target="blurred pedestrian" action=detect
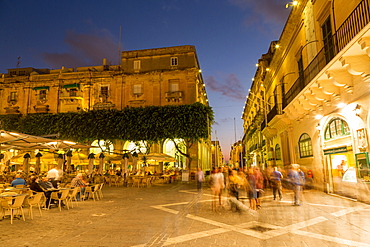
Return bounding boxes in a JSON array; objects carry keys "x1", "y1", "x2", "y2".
[
  {"x1": 288, "y1": 164, "x2": 305, "y2": 206},
  {"x1": 210, "y1": 167, "x2": 225, "y2": 211},
  {"x1": 270, "y1": 167, "x2": 283, "y2": 200},
  {"x1": 196, "y1": 167, "x2": 205, "y2": 191},
  {"x1": 246, "y1": 168, "x2": 257, "y2": 211},
  {"x1": 254, "y1": 167, "x2": 264, "y2": 209},
  {"x1": 228, "y1": 169, "x2": 242, "y2": 200}
]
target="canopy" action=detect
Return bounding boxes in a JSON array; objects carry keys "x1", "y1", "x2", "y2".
[
  {"x1": 0, "y1": 130, "x2": 94, "y2": 150},
  {"x1": 0, "y1": 130, "x2": 59, "y2": 150},
  {"x1": 143, "y1": 153, "x2": 176, "y2": 162}
]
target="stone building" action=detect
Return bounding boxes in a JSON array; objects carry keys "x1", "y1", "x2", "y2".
[
  {"x1": 0, "y1": 45, "x2": 212, "y2": 172},
  {"x1": 242, "y1": 0, "x2": 370, "y2": 201},
  {"x1": 211, "y1": 140, "x2": 224, "y2": 168},
  {"x1": 229, "y1": 140, "x2": 245, "y2": 169}
]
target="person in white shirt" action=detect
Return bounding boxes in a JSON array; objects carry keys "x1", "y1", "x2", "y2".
[
  {"x1": 210, "y1": 167, "x2": 225, "y2": 210},
  {"x1": 47, "y1": 165, "x2": 60, "y2": 188}
]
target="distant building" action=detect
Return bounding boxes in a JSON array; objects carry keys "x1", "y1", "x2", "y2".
[
  {"x1": 0, "y1": 45, "x2": 213, "y2": 172},
  {"x1": 242, "y1": 0, "x2": 370, "y2": 202},
  {"x1": 229, "y1": 140, "x2": 244, "y2": 169},
  {"x1": 211, "y1": 141, "x2": 224, "y2": 168}
]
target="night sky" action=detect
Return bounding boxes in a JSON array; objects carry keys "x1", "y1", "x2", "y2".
[{"x1": 0, "y1": 0, "x2": 291, "y2": 161}]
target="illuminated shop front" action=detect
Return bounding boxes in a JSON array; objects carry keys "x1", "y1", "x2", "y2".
[{"x1": 320, "y1": 109, "x2": 370, "y2": 200}]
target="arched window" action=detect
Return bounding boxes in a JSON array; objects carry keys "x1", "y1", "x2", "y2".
[
  {"x1": 275, "y1": 144, "x2": 281, "y2": 160},
  {"x1": 90, "y1": 140, "x2": 114, "y2": 154},
  {"x1": 324, "y1": 118, "x2": 350, "y2": 140},
  {"x1": 299, "y1": 133, "x2": 313, "y2": 158}
]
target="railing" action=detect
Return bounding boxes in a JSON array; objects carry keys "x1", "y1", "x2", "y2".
[
  {"x1": 283, "y1": 0, "x2": 370, "y2": 108},
  {"x1": 336, "y1": 0, "x2": 370, "y2": 51}
]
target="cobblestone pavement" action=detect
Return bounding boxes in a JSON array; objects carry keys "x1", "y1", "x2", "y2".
[{"x1": 1, "y1": 181, "x2": 370, "y2": 247}]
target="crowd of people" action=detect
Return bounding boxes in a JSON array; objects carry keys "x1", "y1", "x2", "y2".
[
  {"x1": 196, "y1": 163, "x2": 309, "y2": 212},
  {"x1": 2, "y1": 165, "x2": 91, "y2": 209}
]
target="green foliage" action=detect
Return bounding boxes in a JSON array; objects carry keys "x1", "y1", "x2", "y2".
[{"x1": 0, "y1": 103, "x2": 214, "y2": 143}]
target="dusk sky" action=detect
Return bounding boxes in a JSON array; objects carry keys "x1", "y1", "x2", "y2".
[{"x1": 0, "y1": 0, "x2": 291, "y2": 161}]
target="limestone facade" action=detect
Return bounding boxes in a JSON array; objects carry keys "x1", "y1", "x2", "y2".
[
  {"x1": 0, "y1": 45, "x2": 212, "y2": 172},
  {"x1": 242, "y1": 0, "x2": 370, "y2": 200}
]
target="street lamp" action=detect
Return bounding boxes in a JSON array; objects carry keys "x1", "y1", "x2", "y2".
[{"x1": 286, "y1": 1, "x2": 298, "y2": 8}]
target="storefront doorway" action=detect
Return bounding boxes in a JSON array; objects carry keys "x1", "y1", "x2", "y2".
[{"x1": 325, "y1": 150, "x2": 357, "y2": 198}]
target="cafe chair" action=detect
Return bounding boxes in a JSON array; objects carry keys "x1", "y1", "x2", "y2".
[
  {"x1": 0, "y1": 194, "x2": 27, "y2": 224},
  {"x1": 27, "y1": 192, "x2": 44, "y2": 219},
  {"x1": 97, "y1": 183, "x2": 104, "y2": 199},
  {"x1": 84, "y1": 185, "x2": 99, "y2": 201},
  {"x1": 116, "y1": 177, "x2": 124, "y2": 187},
  {"x1": 49, "y1": 189, "x2": 70, "y2": 211},
  {"x1": 141, "y1": 177, "x2": 151, "y2": 188},
  {"x1": 125, "y1": 177, "x2": 134, "y2": 187},
  {"x1": 132, "y1": 177, "x2": 142, "y2": 188},
  {"x1": 67, "y1": 187, "x2": 80, "y2": 208},
  {"x1": 93, "y1": 184, "x2": 101, "y2": 200}
]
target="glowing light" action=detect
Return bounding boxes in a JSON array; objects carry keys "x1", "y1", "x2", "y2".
[
  {"x1": 315, "y1": 115, "x2": 323, "y2": 120},
  {"x1": 63, "y1": 141, "x2": 76, "y2": 145},
  {"x1": 286, "y1": 1, "x2": 298, "y2": 8},
  {"x1": 337, "y1": 103, "x2": 346, "y2": 108},
  {"x1": 266, "y1": 68, "x2": 270, "y2": 71}
]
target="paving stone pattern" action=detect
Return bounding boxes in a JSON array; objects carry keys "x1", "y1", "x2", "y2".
[{"x1": 1, "y1": 182, "x2": 370, "y2": 247}]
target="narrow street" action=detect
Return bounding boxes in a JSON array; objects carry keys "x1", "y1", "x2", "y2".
[{"x1": 2, "y1": 182, "x2": 370, "y2": 247}]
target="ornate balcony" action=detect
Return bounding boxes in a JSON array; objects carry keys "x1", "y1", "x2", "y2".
[{"x1": 165, "y1": 91, "x2": 183, "y2": 102}]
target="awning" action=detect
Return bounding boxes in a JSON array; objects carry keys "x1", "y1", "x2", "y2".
[
  {"x1": 33, "y1": 86, "x2": 50, "y2": 90},
  {"x1": 0, "y1": 130, "x2": 96, "y2": 150},
  {"x1": 63, "y1": 83, "x2": 80, "y2": 89}
]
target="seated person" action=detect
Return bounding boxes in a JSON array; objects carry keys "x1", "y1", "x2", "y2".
[
  {"x1": 30, "y1": 176, "x2": 52, "y2": 208},
  {"x1": 39, "y1": 177, "x2": 55, "y2": 190},
  {"x1": 10, "y1": 174, "x2": 27, "y2": 187},
  {"x1": 71, "y1": 173, "x2": 89, "y2": 201}
]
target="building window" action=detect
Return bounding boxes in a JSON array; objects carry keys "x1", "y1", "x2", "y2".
[
  {"x1": 275, "y1": 144, "x2": 281, "y2": 160},
  {"x1": 299, "y1": 133, "x2": 313, "y2": 158},
  {"x1": 38, "y1": 90, "x2": 47, "y2": 101},
  {"x1": 322, "y1": 16, "x2": 335, "y2": 63},
  {"x1": 324, "y1": 118, "x2": 350, "y2": 140},
  {"x1": 100, "y1": 86, "x2": 109, "y2": 102},
  {"x1": 100, "y1": 86, "x2": 109, "y2": 97},
  {"x1": 134, "y1": 60, "x2": 141, "y2": 70},
  {"x1": 9, "y1": 92, "x2": 17, "y2": 101},
  {"x1": 169, "y1": 79, "x2": 179, "y2": 92},
  {"x1": 132, "y1": 84, "x2": 142, "y2": 95},
  {"x1": 171, "y1": 57, "x2": 178, "y2": 66},
  {"x1": 69, "y1": 88, "x2": 78, "y2": 97}
]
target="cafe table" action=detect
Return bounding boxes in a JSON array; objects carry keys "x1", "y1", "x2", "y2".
[{"x1": 4, "y1": 187, "x2": 30, "y2": 194}]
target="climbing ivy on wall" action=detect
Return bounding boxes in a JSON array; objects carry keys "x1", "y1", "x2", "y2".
[{"x1": 0, "y1": 103, "x2": 214, "y2": 143}]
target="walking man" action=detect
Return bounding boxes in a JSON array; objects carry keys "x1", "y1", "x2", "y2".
[
  {"x1": 270, "y1": 167, "x2": 283, "y2": 200},
  {"x1": 288, "y1": 164, "x2": 305, "y2": 206}
]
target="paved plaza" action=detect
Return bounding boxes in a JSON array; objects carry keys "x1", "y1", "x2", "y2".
[{"x1": 1, "y1": 181, "x2": 370, "y2": 247}]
